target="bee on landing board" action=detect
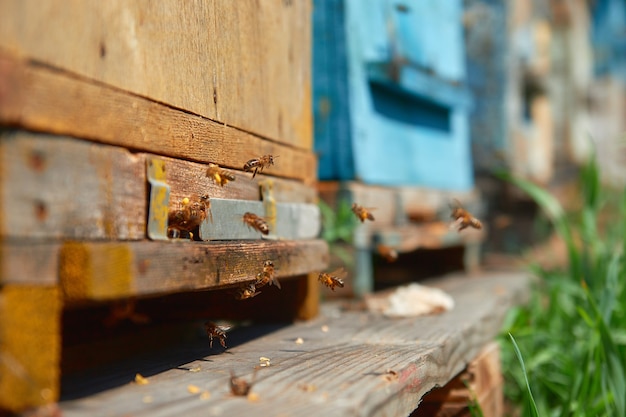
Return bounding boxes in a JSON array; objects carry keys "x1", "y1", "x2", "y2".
[
  {"x1": 233, "y1": 282, "x2": 261, "y2": 300},
  {"x1": 449, "y1": 199, "x2": 482, "y2": 232},
  {"x1": 206, "y1": 163, "x2": 236, "y2": 187},
  {"x1": 204, "y1": 321, "x2": 230, "y2": 349},
  {"x1": 168, "y1": 194, "x2": 212, "y2": 238},
  {"x1": 255, "y1": 260, "x2": 281, "y2": 289},
  {"x1": 230, "y1": 370, "x2": 257, "y2": 396},
  {"x1": 318, "y1": 268, "x2": 347, "y2": 291},
  {"x1": 351, "y1": 203, "x2": 375, "y2": 223},
  {"x1": 243, "y1": 155, "x2": 278, "y2": 179},
  {"x1": 242, "y1": 212, "x2": 270, "y2": 235}
]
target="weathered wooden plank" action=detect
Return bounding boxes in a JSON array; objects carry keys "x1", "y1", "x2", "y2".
[
  {"x1": 0, "y1": 284, "x2": 62, "y2": 412},
  {"x1": 58, "y1": 239, "x2": 328, "y2": 302},
  {"x1": 0, "y1": 131, "x2": 146, "y2": 240},
  {"x1": 0, "y1": 241, "x2": 60, "y2": 285},
  {"x1": 198, "y1": 199, "x2": 320, "y2": 241},
  {"x1": 0, "y1": 0, "x2": 312, "y2": 148},
  {"x1": 0, "y1": 53, "x2": 317, "y2": 183},
  {"x1": 0, "y1": 132, "x2": 317, "y2": 240},
  {"x1": 413, "y1": 342, "x2": 503, "y2": 417},
  {"x1": 160, "y1": 156, "x2": 317, "y2": 205},
  {"x1": 57, "y1": 271, "x2": 529, "y2": 417}
]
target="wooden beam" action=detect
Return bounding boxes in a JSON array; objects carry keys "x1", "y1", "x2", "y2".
[
  {"x1": 0, "y1": 1, "x2": 312, "y2": 149},
  {"x1": 0, "y1": 131, "x2": 317, "y2": 240},
  {"x1": 0, "y1": 284, "x2": 62, "y2": 412},
  {"x1": 0, "y1": 131, "x2": 146, "y2": 240},
  {"x1": 58, "y1": 239, "x2": 329, "y2": 302},
  {"x1": 56, "y1": 272, "x2": 529, "y2": 416},
  {"x1": 0, "y1": 52, "x2": 316, "y2": 183}
]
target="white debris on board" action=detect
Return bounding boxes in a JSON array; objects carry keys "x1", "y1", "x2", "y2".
[{"x1": 366, "y1": 283, "x2": 454, "y2": 318}]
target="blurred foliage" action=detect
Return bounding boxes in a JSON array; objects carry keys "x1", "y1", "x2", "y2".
[
  {"x1": 318, "y1": 199, "x2": 358, "y2": 267},
  {"x1": 499, "y1": 156, "x2": 626, "y2": 416}
]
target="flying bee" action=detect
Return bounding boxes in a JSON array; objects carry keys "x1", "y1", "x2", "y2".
[
  {"x1": 230, "y1": 369, "x2": 257, "y2": 396},
  {"x1": 255, "y1": 260, "x2": 281, "y2": 289},
  {"x1": 233, "y1": 282, "x2": 261, "y2": 300},
  {"x1": 168, "y1": 194, "x2": 212, "y2": 237},
  {"x1": 351, "y1": 203, "x2": 375, "y2": 223},
  {"x1": 243, "y1": 154, "x2": 278, "y2": 179},
  {"x1": 242, "y1": 212, "x2": 270, "y2": 235},
  {"x1": 204, "y1": 321, "x2": 230, "y2": 349},
  {"x1": 377, "y1": 244, "x2": 399, "y2": 263},
  {"x1": 206, "y1": 163, "x2": 236, "y2": 187},
  {"x1": 449, "y1": 199, "x2": 482, "y2": 232},
  {"x1": 318, "y1": 268, "x2": 347, "y2": 291}
]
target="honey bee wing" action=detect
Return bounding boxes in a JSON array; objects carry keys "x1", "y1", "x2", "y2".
[
  {"x1": 329, "y1": 267, "x2": 348, "y2": 279},
  {"x1": 449, "y1": 217, "x2": 464, "y2": 230},
  {"x1": 270, "y1": 277, "x2": 281, "y2": 289}
]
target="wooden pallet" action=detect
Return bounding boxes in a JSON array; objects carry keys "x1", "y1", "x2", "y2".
[{"x1": 53, "y1": 271, "x2": 528, "y2": 417}]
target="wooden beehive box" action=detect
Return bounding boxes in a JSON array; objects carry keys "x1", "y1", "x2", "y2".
[{"x1": 0, "y1": 1, "x2": 327, "y2": 412}]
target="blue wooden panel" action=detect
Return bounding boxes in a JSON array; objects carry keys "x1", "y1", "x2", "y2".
[
  {"x1": 463, "y1": 0, "x2": 508, "y2": 172},
  {"x1": 591, "y1": 0, "x2": 626, "y2": 82},
  {"x1": 313, "y1": 0, "x2": 474, "y2": 190},
  {"x1": 313, "y1": 0, "x2": 355, "y2": 180}
]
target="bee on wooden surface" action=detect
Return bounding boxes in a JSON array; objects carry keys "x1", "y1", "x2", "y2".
[
  {"x1": 233, "y1": 282, "x2": 261, "y2": 300},
  {"x1": 242, "y1": 212, "x2": 270, "y2": 235},
  {"x1": 351, "y1": 203, "x2": 375, "y2": 223},
  {"x1": 204, "y1": 321, "x2": 230, "y2": 349},
  {"x1": 449, "y1": 199, "x2": 482, "y2": 232},
  {"x1": 255, "y1": 260, "x2": 281, "y2": 289},
  {"x1": 230, "y1": 369, "x2": 257, "y2": 396},
  {"x1": 206, "y1": 163, "x2": 236, "y2": 187},
  {"x1": 168, "y1": 194, "x2": 212, "y2": 237},
  {"x1": 377, "y1": 244, "x2": 399, "y2": 263},
  {"x1": 318, "y1": 268, "x2": 347, "y2": 291},
  {"x1": 243, "y1": 154, "x2": 278, "y2": 179}
]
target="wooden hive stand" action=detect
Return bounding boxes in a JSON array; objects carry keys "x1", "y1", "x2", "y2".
[
  {"x1": 318, "y1": 181, "x2": 486, "y2": 297},
  {"x1": 0, "y1": 1, "x2": 327, "y2": 413}
]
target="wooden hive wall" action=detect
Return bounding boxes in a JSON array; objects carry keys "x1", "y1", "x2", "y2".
[{"x1": 0, "y1": 1, "x2": 326, "y2": 412}]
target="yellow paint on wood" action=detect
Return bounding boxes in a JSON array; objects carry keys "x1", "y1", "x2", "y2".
[
  {"x1": 60, "y1": 242, "x2": 133, "y2": 301},
  {"x1": 0, "y1": 285, "x2": 61, "y2": 412}
]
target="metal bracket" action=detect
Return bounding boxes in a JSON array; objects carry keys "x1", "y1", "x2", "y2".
[
  {"x1": 260, "y1": 179, "x2": 277, "y2": 233},
  {"x1": 146, "y1": 158, "x2": 170, "y2": 240}
]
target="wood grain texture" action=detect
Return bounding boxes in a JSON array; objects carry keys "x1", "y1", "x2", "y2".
[
  {"x1": 0, "y1": 132, "x2": 317, "y2": 240},
  {"x1": 57, "y1": 271, "x2": 529, "y2": 417},
  {"x1": 0, "y1": 131, "x2": 146, "y2": 240},
  {"x1": 0, "y1": 0, "x2": 312, "y2": 149},
  {"x1": 0, "y1": 285, "x2": 62, "y2": 412},
  {"x1": 413, "y1": 342, "x2": 503, "y2": 417},
  {"x1": 0, "y1": 53, "x2": 316, "y2": 183},
  {"x1": 59, "y1": 239, "x2": 329, "y2": 302}
]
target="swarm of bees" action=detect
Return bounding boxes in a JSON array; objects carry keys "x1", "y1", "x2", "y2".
[
  {"x1": 242, "y1": 212, "x2": 270, "y2": 235},
  {"x1": 204, "y1": 321, "x2": 230, "y2": 349},
  {"x1": 206, "y1": 163, "x2": 236, "y2": 187},
  {"x1": 244, "y1": 154, "x2": 278, "y2": 179},
  {"x1": 318, "y1": 268, "x2": 347, "y2": 291},
  {"x1": 449, "y1": 199, "x2": 482, "y2": 232},
  {"x1": 351, "y1": 203, "x2": 375, "y2": 223}
]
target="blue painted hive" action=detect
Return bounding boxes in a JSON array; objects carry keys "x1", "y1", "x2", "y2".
[{"x1": 314, "y1": 0, "x2": 474, "y2": 190}]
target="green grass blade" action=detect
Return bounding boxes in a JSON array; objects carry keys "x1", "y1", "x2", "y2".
[{"x1": 509, "y1": 333, "x2": 540, "y2": 417}]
